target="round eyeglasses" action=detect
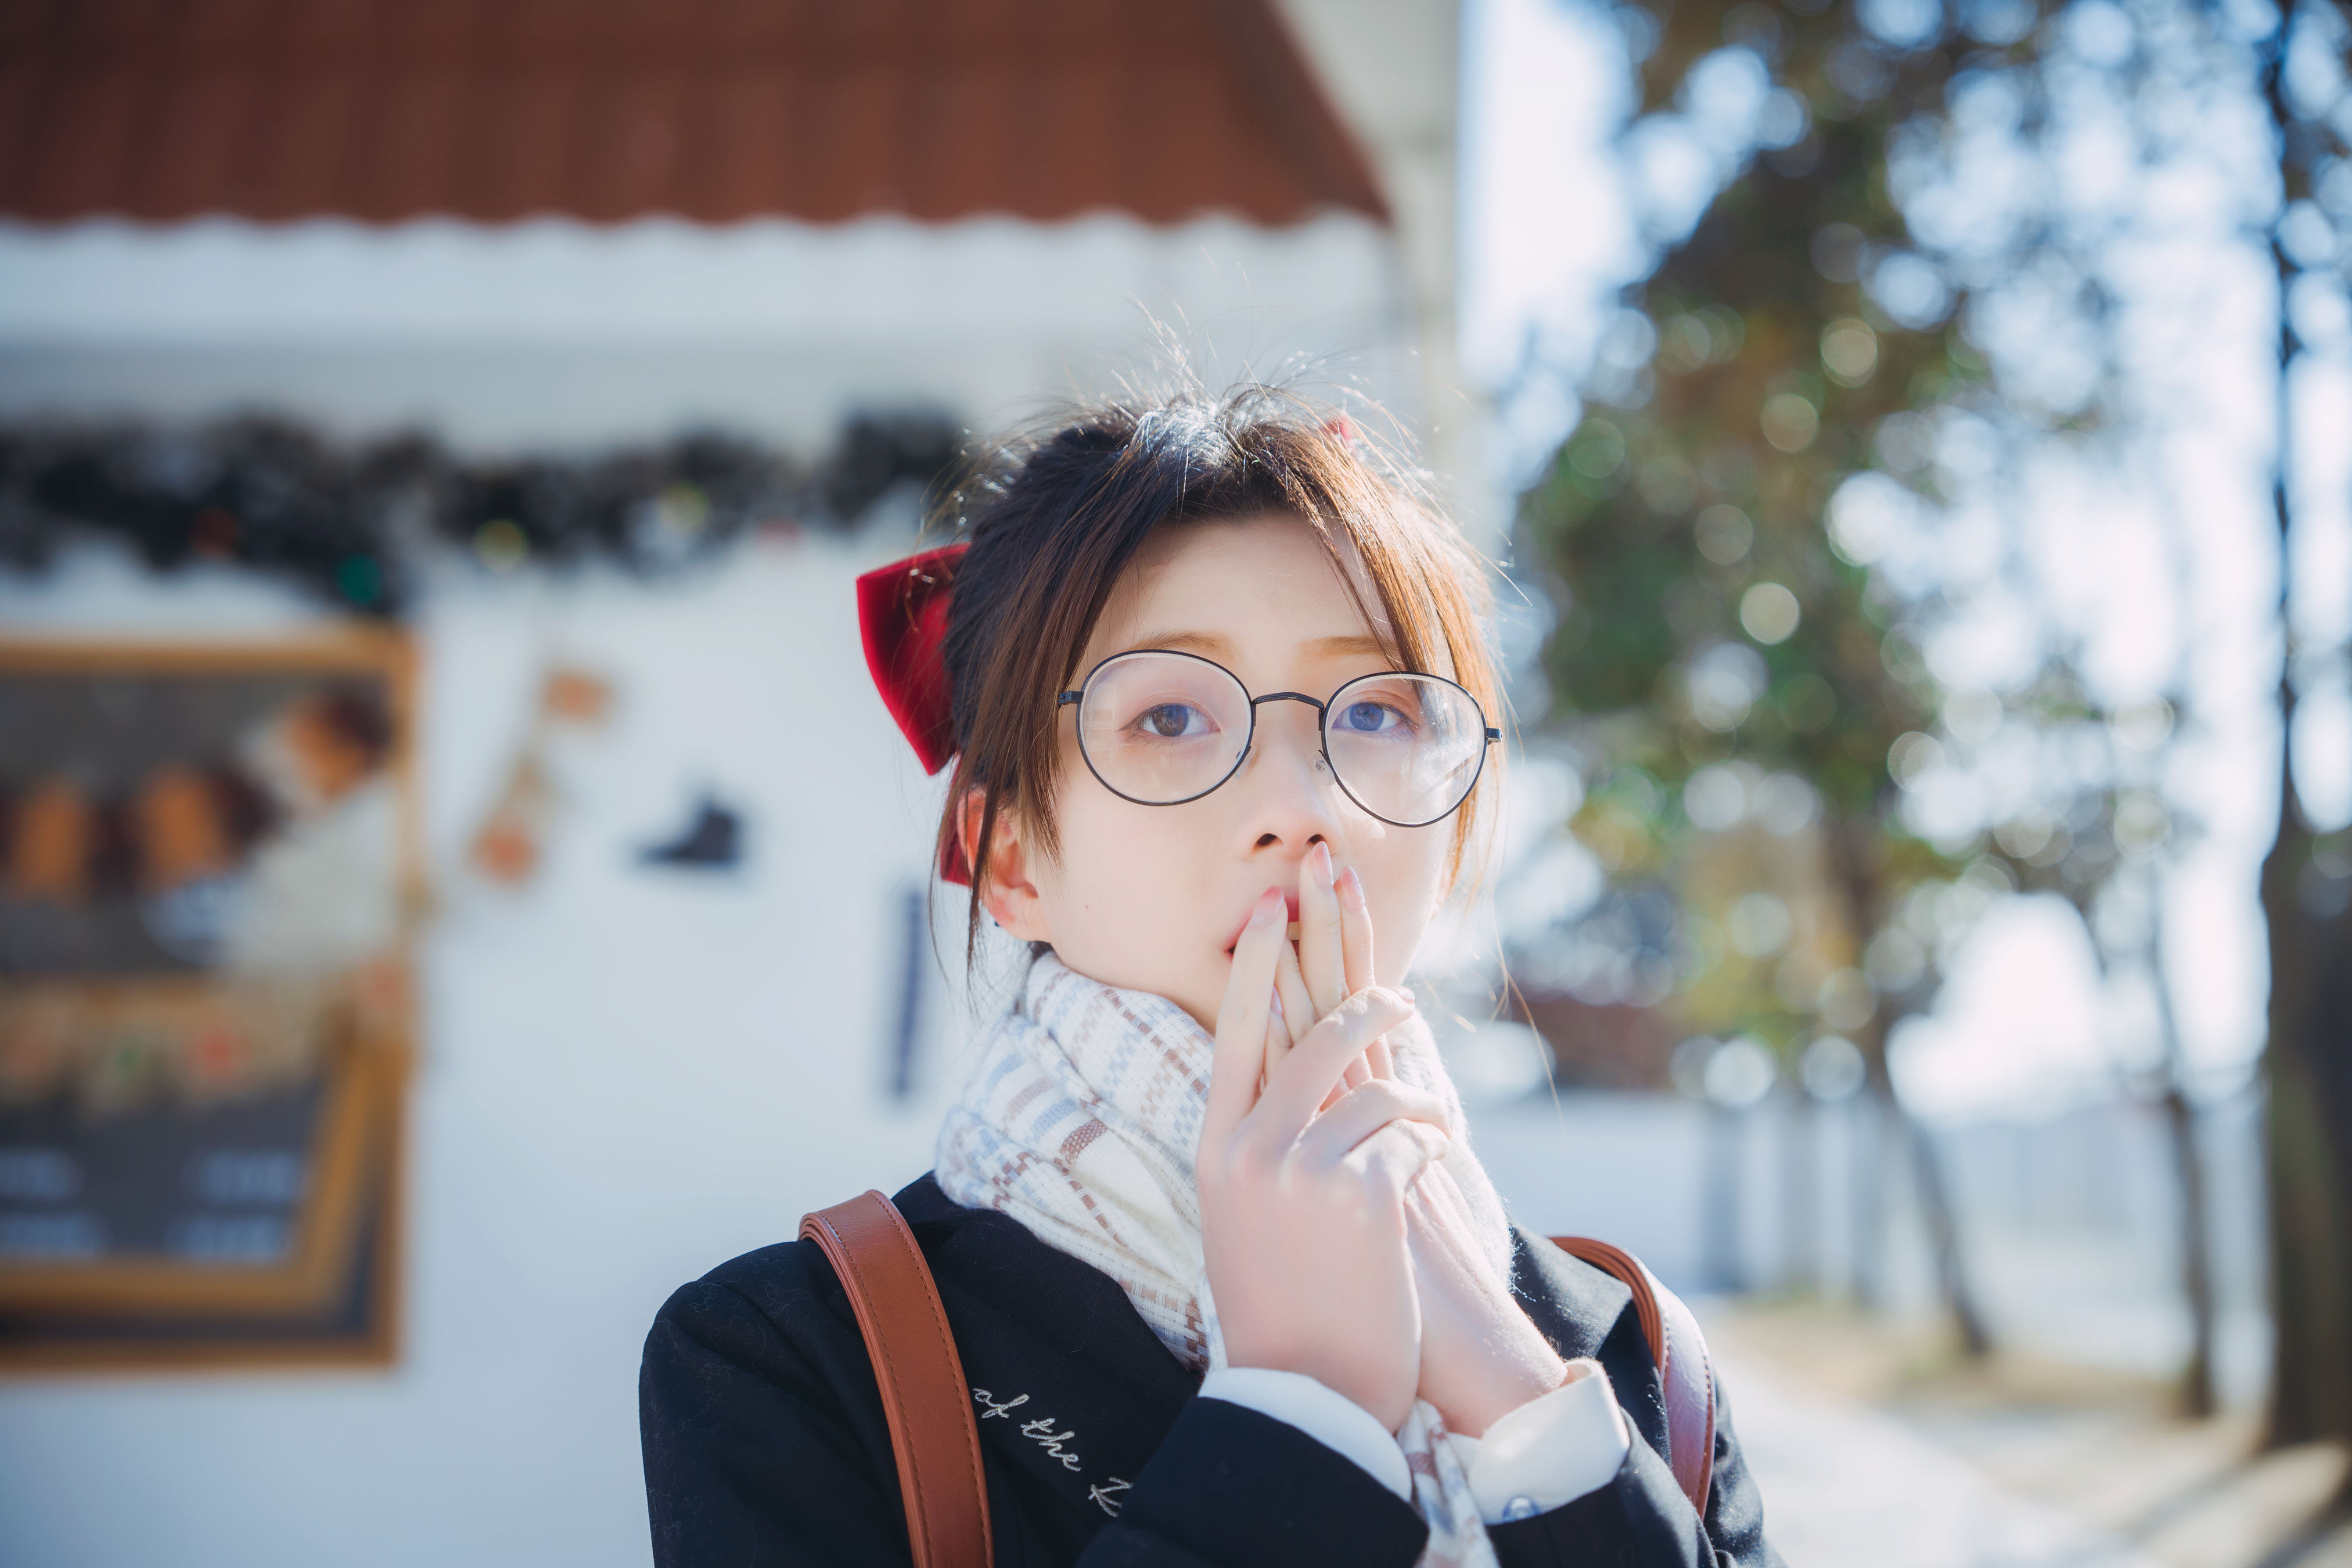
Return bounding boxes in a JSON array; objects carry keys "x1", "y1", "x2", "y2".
[{"x1": 1058, "y1": 650, "x2": 1499, "y2": 829}]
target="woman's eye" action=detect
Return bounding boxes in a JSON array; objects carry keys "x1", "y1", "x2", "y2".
[
  {"x1": 1339, "y1": 701, "x2": 1407, "y2": 733},
  {"x1": 1136, "y1": 703, "x2": 1210, "y2": 739}
]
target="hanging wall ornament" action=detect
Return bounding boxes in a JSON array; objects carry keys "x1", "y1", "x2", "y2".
[
  {"x1": 638, "y1": 791, "x2": 745, "y2": 872},
  {"x1": 466, "y1": 666, "x2": 616, "y2": 888},
  {"x1": 0, "y1": 413, "x2": 966, "y2": 617}
]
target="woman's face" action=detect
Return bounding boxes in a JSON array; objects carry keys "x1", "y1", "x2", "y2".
[{"x1": 977, "y1": 512, "x2": 1461, "y2": 1031}]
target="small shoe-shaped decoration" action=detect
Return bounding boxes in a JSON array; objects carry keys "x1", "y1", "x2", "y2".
[{"x1": 639, "y1": 793, "x2": 745, "y2": 871}]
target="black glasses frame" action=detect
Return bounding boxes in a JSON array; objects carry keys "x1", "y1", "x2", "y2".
[{"x1": 1056, "y1": 648, "x2": 1501, "y2": 828}]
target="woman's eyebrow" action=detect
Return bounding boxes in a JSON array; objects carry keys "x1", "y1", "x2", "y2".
[
  {"x1": 1303, "y1": 634, "x2": 1391, "y2": 660},
  {"x1": 1121, "y1": 630, "x2": 1233, "y2": 659},
  {"x1": 1116, "y1": 631, "x2": 1392, "y2": 662}
]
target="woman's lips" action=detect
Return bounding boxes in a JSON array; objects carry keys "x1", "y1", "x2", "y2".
[{"x1": 1225, "y1": 890, "x2": 1305, "y2": 955}]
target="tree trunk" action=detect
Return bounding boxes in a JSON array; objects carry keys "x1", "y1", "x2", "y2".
[
  {"x1": 1853, "y1": 1091, "x2": 1886, "y2": 1307},
  {"x1": 2259, "y1": 24, "x2": 2352, "y2": 1462},
  {"x1": 1903, "y1": 1100, "x2": 1994, "y2": 1358},
  {"x1": 1704, "y1": 1102, "x2": 1746, "y2": 1293},
  {"x1": 2259, "y1": 804, "x2": 2352, "y2": 1452},
  {"x1": 1828, "y1": 818, "x2": 1993, "y2": 1356},
  {"x1": 2161, "y1": 1082, "x2": 2219, "y2": 1418},
  {"x1": 2137, "y1": 889, "x2": 2220, "y2": 1418},
  {"x1": 2260, "y1": 751, "x2": 2352, "y2": 1452},
  {"x1": 1785, "y1": 1088, "x2": 1819, "y2": 1294}
]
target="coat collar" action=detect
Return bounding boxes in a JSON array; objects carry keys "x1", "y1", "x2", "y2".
[
  {"x1": 1508, "y1": 1227, "x2": 1636, "y2": 1362},
  {"x1": 897, "y1": 1174, "x2": 1198, "y2": 1526},
  {"x1": 894, "y1": 1175, "x2": 1647, "y2": 1524}
]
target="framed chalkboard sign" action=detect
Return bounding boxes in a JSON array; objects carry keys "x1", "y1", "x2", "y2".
[{"x1": 0, "y1": 634, "x2": 419, "y2": 1371}]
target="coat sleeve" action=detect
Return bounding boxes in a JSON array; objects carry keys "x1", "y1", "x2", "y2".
[
  {"x1": 1484, "y1": 1370, "x2": 1785, "y2": 1568},
  {"x1": 1080, "y1": 1397, "x2": 1427, "y2": 1568},
  {"x1": 641, "y1": 1272, "x2": 912, "y2": 1567},
  {"x1": 641, "y1": 1271, "x2": 1430, "y2": 1568}
]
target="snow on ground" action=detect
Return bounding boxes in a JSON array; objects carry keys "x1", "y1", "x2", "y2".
[{"x1": 1718, "y1": 1342, "x2": 2162, "y2": 1568}]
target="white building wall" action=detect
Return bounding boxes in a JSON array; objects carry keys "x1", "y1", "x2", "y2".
[
  {"x1": 0, "y1": 213, "x2": 1416, "y2": 452},
  {"x1": 0, "y1": 537, "x2": 981, "y2": 1568},
  {"x1": 0, "y1": 210, "x2": 1422, "y2": 1567},
  {"x1": 1278, "y1": 0, "x2": 1504, "y2": 553}
]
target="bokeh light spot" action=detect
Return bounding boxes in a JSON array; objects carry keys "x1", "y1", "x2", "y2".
[
  {"x1": 1761, "y1": 391, "x2": 1820, "y2": 451},
  {"x1": 1695, "y1": 503, "x2": 1754, "y2": 563},
  {"x1": 1821, "y1": 317, "x2": 1880, "y2": 384},
  {"x1": 473, "y1": 518, "x2": 528, "y2": 571},
  {"x1": 1740, "y1": 581, "x2": 1802, "y2": 643}
]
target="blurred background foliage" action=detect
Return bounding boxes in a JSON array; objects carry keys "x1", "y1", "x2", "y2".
[{"x1": 1518, "y1": 0, "x2": 2352, "y2": 1440}]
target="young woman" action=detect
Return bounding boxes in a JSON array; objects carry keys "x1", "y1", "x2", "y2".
[{"x1": 639, "y1": 389, "x2": 1781, "y2": 1567}]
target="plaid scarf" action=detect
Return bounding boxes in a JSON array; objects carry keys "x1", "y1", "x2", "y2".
[{"x1": 936, "y1": 950, "x2": 1514, "y2": 1568}]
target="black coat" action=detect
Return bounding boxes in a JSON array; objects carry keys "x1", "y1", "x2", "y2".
[{"x1": 641, "y1": 1174, "x2": 1783, "y2": 1568}]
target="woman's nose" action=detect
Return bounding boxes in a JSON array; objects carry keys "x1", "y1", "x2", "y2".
[{"x1": 1233, "y1": 702, "x2": 1344, "y2": 850}]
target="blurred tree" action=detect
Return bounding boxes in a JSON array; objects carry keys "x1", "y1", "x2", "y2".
[
  {"x1": 1527, "y1": 0, "x2": 2352, "y2": 1443},
  {"x1": 1522, "y1": 0, "x2": 2024, "y2": 1354},
  {"x1": 2253, "y1": 0, "x2": 2352, "y2": 1466},
  {"x1": 1873, "y1": 0, "x2": 2253, "y2": 1418}
]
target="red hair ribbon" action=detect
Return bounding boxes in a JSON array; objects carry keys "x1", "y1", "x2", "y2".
[{"x1": 857, "y1": 542, "x2": 973, "y2": 884}]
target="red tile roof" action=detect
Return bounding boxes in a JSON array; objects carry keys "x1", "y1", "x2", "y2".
[{"x1": 0, "y1": 0, "x2": 1389, "y2": 227}]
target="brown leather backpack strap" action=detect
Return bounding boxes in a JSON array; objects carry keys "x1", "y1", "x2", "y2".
[
  {"x1": 802, "y1": 1191, "x2": 993, "y2": 1568},
  {"x1": 1551, "y1": 1236, "x2": 1716, "y2": 1517}
]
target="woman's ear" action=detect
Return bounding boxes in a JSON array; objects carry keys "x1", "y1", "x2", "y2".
[{"x1": 959, "y1": 789, "x2": 1053, "y2": 942}]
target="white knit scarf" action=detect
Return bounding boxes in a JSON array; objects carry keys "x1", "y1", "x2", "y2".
[{"x1": 936, "y1": 950, "x2": 1515, "y2": 1568}]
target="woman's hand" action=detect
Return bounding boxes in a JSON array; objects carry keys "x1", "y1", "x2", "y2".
[
  {"x1": 1199, "y1": 886, "x2": 1451, "y2": 1431},
  {"x1": 1285, "y1": 844, "x2": 1572, "y2": 1437},
  {"x1": 1402, "y1": 1167, "x2": 1573, "y2": 1434}
]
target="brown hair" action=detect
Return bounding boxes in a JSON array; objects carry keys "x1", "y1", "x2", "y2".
[{"x1": 936, "y1": 384, "x2": 1502, "y2": 948}]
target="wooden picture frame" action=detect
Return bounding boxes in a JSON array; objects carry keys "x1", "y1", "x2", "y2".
[{"x1": 0, "y1": 631, "x2": 419, "y2": 1372}]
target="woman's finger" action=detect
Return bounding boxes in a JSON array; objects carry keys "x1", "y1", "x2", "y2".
[
  {"x1": 1257, "y1": 987, "x2": 1416, "y2": 1141},
  {"x1": 1274, "y1": 935, "x2": 1314, "y2": 1055},
  {"x1": 1278, "y1": 923, "x2": 1354, "y2": 1106},
  {"x1": 1301, "y1": 846, "x2": 1371, "y2": 1092},
  {"x1": 1347, "y1": 1117, "x2": 1449, "y2": 1205},
  {"x1": 1337, "y1": 865, "x2": 1377, "y2": 993},
  {"x1": 1297, "y1": 1081, "x2": 1454, "y2": 1166},
  {"x1": 1407, "y1": 1160, "x2": 1481, "y2": 1243},
  {"x1": 1298, "y1": 841, "x2": 1348, "y2": 1018},
  {"x1": 1261, "y1": 990, "x2": 1288, "y2": 1095},
  {"x1": 1206, "y1": 889, "x2": 1286, "y2": 1141},
  {"x1": 1337, "y1": 866, "x2": 1397, "y2": 1082},
  {"x1": 1321, "y1": 1050, "x2": 1373, "y2": 1114}
]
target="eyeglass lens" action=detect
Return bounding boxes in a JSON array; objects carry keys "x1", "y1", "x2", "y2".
[{"x1": 1073, "y1": 652, "x2": 1487, "y2": 826}]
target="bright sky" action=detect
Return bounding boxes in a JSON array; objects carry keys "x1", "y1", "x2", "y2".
[{"x1": 1456, "y1": 0, "x2": 2349, "y2": 1118}]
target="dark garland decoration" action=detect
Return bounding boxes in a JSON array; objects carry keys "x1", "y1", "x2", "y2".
[{"x1": 0, "y1": 411, "x2": 967, "y2": 617}]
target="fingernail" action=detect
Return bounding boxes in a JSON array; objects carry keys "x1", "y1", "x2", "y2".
[
  {"x1": 1251, "y1": 890, "x2": 1281, "y2": 925},
  {"x1": 1400, "y1": 987, "x2": 1416, "y2": 1003},
  {"x1": 1313, "y1": 841, "x2": 1333, "y2": 888},
  {"x1": 1269, "y1": 989, "x2": 1285, "y2": 1020},
  {"x1": 1338, "y1": 865, "x2": 1364, "y2": 903}
]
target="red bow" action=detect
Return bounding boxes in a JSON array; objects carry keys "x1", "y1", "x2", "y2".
[{"x1": 857, "y1": 542, "x2": 973, "y2": 884}]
